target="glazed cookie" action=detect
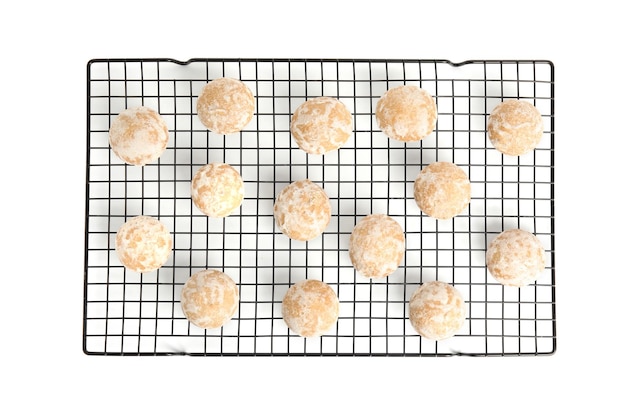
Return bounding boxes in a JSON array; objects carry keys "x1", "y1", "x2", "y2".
[
  {"x1": 180, "y1": 269, "x2": 239, "y2": 329},
  {"x1": 487, "y1": 99, "x2": 543, "y2": 156},
  {"x1": 273, "y1": 179, "x2": 331, "y2": 241},
  {"x1": 375, "y1": 85, "x2": 437, "y2": 142},
  {"x1": 109, "y1": 106, "x2": 169, "y2": 166},
  {"x1": 413, "y1": 161, "x2": 471, "y2": 220},
  {"x1": 282, "y1": 279, "x2": 339, "y2": 337},
  {"x1": 115, "y1": 215, "x2": 172, "y2": 273},
  {"x1": 486, "y1": 229, "x2": 546, "y2": 287},
  {"x1": 409, "y1": 281, "x2": 467, "y2": 341},
  {"x1": 196, "y1": 77, "x2": 255, "y2": 134},
  {"x1": 290, "y1": 96, "x2": 353, "y2": 154},
  {"x1": 349, "y1": 214, "x2": 405, "y2": 279},
  {"x1": 191, "y1": 162, "x2": 244, "y2": 217}
]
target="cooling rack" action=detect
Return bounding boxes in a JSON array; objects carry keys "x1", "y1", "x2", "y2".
[{"x1": 83, "y1": 58, "x2": 555, "y2": 356}]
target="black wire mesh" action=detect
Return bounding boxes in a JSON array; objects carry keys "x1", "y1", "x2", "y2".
[{"x1": 83, "y1": 58, "x2": 555, "y2": 356}]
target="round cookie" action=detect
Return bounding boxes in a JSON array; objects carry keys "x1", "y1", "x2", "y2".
[
  {"x1": 109, "y1": 106, "x2": 169, "y2": 166},
  {"x1": 196, "y1": 77, "x2": 255, "y2": 135},
  {"x1": 413, "y1": 161, "x2": 471, "y2": 220},
  {"x1": 191, "y1": 162, "x2": 244, "y2": 217},
  {"x1": 282, "y1": 279, "x2": 339, "y2": 337},
  {"x1": 115, "y1": 215, "x2": 172, "y2": 273},
  {"x1": 349, "y1": 214, "x2": 405, "y2": 279},
  {"x1": 375, "y1": 85, "x2": 437, "y2": 142},
  {"x1": 409, "y1": 281, "x2": 467, "y2": 341},
  {"x1": 290, "y1": 96, "x2": 353, "y2": 154},
  {"x1": 486, "y1": 229, "x2": 546, "y2": 287},
  {"x1": 273, "y1": 179, "x2": 331, "y2": 241},
  {"x1": 487, "y1": 99, "x2": 544, "y2": 156},
  {"x1": 180, "y1": 269, "x2": 239, "y2": 329}
]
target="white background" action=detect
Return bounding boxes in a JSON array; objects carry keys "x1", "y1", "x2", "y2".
[{"x1": 1, "y1": 1, "x2": 623, "y2": 415}]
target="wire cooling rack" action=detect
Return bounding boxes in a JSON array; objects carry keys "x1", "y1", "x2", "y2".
[{"x1": 83, "y1": 58, "x2": 555, "y2": 356}]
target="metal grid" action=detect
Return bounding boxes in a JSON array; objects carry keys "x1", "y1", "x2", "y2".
[{"x1": 83, "y1": 58, "x2": 555, "y2": 356}]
